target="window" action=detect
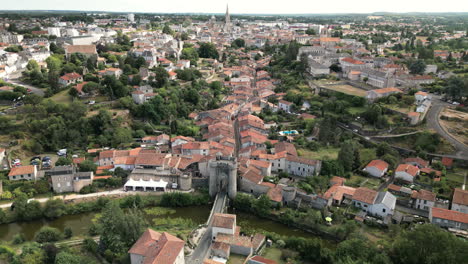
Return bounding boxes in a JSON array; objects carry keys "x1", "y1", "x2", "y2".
[
  {"x1": 57, "y1": 183, "x2": 61, "y2": 187},
  {"x1": 424, "y1": 200, "x2": 427, "y2": 204},
  {"x1": 382, "y1": 208, "x2": 386, "y2": 213},
  {"x1": 364, "y1": 204, "x2": 368, "y2": 208}
]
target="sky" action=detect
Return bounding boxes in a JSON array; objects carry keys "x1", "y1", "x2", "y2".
[{"x1": 3, "y1": 0, "x2": 468, "y2": 14}]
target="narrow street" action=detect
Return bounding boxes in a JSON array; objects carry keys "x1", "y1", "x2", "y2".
[{"x1": 8, "y1": 78, "x2": 45, "y2": 97}]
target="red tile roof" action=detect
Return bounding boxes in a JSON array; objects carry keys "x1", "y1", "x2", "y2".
[
  {"x1": 365, "y1": 159, "x2": 389, "y2": 171},
  {"x1": 411, "y1": 189, "x2": 436, "y2": 202},
  {"x1": 352, "y1": 187, "x2": 377, "y2": 204},
  {"x1": 267, "y1": 184, "x2": 283, "y2": 203},
  {"x1": 9, "y1": 165, "x2": 35, "y2": 176},
  {"x1": 212, "y1": 213, "x2": 236, "y2": 229},
  {"x1": 128, "y1": 229, "x2": 185, "y2": 264},
  {"x1": 250, "y1": 256, "x2": 278, "y2": 264},
  {"x1": 431, "y1": 207, "x2": 468, "y2": 224},
  {"x1": 453, "y1": 188, "x2": 468, "y2": 206},
  {"x1": 341, "y1": 57, "x2": 365, "y2": 65},
  {"x1": 441, "y1": 157, "x2": 453, "y2": 167},
  {"x1": 403, "y1": 157, "x2": 429, "y2": 168},
  {"x1": 396, "y1": 164, "x2": 419, "y2": 177}
]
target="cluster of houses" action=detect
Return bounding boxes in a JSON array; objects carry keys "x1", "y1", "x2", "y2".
[{"x1": 128, "y1": 213, "x2": 274, "y2": 264}]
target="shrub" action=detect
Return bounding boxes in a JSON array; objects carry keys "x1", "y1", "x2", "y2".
[{"x1": 35, "y1": 226, "x2": 63, "y2": 243}]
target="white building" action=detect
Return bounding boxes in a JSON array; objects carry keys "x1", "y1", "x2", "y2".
[
  {"x1": 285, "y1": 156, "x2": 321, "y2": 177},
  {"x1": 395, "y1": 164, "x2": 419, "y2": 183},
  {"x1": 47, "y1": 27, "x2": 62, "y2": 37},
  {"x1": 411, "y1": 189, "x2": 436, "y2": 211},
  {"x1": 278, "y1": 100, "x2": 293, "y2": 113},
  {"x1": 212, "y1": 213, "x2": 236, "y2": 239},
  {"x1": 352, "y1": 187, "x2": 396, "y2": 218},
  {"x1": 363, "y1": 159, "x2": 389, "y2": 178}
]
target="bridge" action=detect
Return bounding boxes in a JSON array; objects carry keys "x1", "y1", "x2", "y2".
[{"x1": 186, "y1": 192, "x2": 228, "y2": 264}]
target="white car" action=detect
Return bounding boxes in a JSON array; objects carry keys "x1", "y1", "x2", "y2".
[
  {"x1": 88, "y1": 101, "x2": 96, "y2": 105},
  {"x1": 452, "y1": 102, "x2": 460, "y2": 105}
]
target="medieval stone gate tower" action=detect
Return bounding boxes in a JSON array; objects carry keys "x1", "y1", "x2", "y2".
[{"x1": 208, "y1": 156, "x2": 237, "y2": 199}]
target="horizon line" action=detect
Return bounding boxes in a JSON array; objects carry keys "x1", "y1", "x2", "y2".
[{"x1": 1, "y1": 9, "x2": 468, "y2": 16}]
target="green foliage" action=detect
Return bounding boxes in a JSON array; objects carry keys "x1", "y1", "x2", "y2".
[
  {"x1": 12, "y1": 243, "x2": 45, "y2": 264},
  {"x1": 232, "y1": 38, "x2": 246, "y2": 48},
  {"x1": 12, "y1": 234, "x2": 26, "y2": 245},
  {"x1": 408, "y1": 59, "x2": 426, "y2": 75},
  {"x1": 78, "y1": 159, "x2": 98, "y2": 173},
  {"x1": 35, "y1": 226, "x2": 63, "y2": 243},
  {"x1": 391, "y1": 224, "x2": 468, "y2": 264},
  {"x1": 144, "y1": 207, "x2": 176, "y2": 216},
  {"x1": 43, "y1": 199, "x2": 66, "y2": 219},
  {"x1": 198, "y1": 42, "x2": 219, "y2": 59},
  {"x1": 97, "y1": 201, "x2": 147, "y2": 260},
  {"x1": 160, "y1": 192, "x2": 209, "y2": 207},
  {"x1": 55, "y1": 157, "x2": 72, "y2": 166},
  {"x1": 63, "y1": 227, "x2": 73, "y2": 239}
]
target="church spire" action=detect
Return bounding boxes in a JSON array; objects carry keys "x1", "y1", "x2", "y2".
[{"x1": 224, "y1": 4, "x2": 231, "y2": 33}]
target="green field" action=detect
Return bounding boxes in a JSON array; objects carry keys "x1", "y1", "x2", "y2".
[
  {"x1": 297, "y1": 147, "x2": 340, "y2": 160},
  {"x1": 446, "y1": 168, "x2": 467, "y2": 185}
]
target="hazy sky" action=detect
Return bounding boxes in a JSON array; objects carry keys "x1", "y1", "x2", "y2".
[{"x1": 3, "y1": 0, "x2": 468, "y2": 14}]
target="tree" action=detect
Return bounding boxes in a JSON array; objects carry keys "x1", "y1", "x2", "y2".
[
  {"x1": 445, "y1": 76, "x2": 468, "y2": 101},
  {"x1": 64, "y1": 227, "x2": 73, "y2": 239},
  {"x1": 253, "y1": 195, "x2": 272, "y2": 217},
  {"x1": 408, "y1": 59, "x2": 426, "y2": 75},
  {"x1": 43, "y1": 199, "x2": 66, "y2": 219},
  {"x1": 391, "y1": 224, "x2": 468, "y2": 264},
  {"x1": 12, "y1": 193, "x2": 42, "y2": 221},
  {"x1": 78, "y1": 160, "x2": 97, "y2": 173},
  {"x1": 98, "y1": 201, "x2": 146, "y2": 259},
  {"x1": 198, "y1": 42, "x2": 219, "y2": 59},
  {"x1": 338, "y1": 141, "x2": 355, "y2": 172},
  {"x1": 55, "y1": 157, "x2": 72, "y2": 166},
  {"x1": 232, "y1": 38, "x2": 245, "y2": 48},
  {"x1": 162, "y1": 24, "x2": 173, "y2": 35},
  {"x1": 13, "y1": 243, "x2": 45, "y2": 264},
  {"x1": 35, "y1": 226, "x2": 63, "y2": 243},
  {"x1": 306, "y1": 28, "x2": 316, "y2": 35}
]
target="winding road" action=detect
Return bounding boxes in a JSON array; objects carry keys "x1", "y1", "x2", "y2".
[
  {"x1": 8, "y1": 78, "x2": 45, "y2": 97},
  {"x1": 426, "y1": 97, "x2": 468, "y2": 158}
]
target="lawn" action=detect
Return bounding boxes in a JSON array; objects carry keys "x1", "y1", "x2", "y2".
[
  {"x1": 348, "y1": 174, "x2": 381, "y2": 190},
  {"x1": 347, "y1": 106, "x2": 366, "y2": 115},
  {"x1": 324, "y1": 84, "x2": 367, "y2": 97},
  {"x1": 262, "y1": 247, "x2": 286, "y2": 264},
  {"x1": 382, "y1": 104, "x2": 414, "y2": 114},
  {"x1": 297, "y1": 147, "x2": 340, "y2": 160},
  {"x1": 50, "y1": 88, "x2": 73, "y2": 104},
  {"x1": 227, "y1": 254, "x2": 247, "y2": 264},
  {"x1": 446, "y1": 168, "x2": 467, "y2": 185},
  {"x1": 359, "y1": 148, "x2": 376, "y2": 167}
]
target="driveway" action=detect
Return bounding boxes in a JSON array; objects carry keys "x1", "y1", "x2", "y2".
[
  {"x1": 426, "y1": 97, "x2": 468, "y2": 158},
  {"x1": 8, "y1": 79, "x2": 45, "y2": 96}
]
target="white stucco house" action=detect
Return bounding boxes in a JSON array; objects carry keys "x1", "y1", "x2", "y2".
[
  {"x1": 395, "y1": 164, "x2": 419, "y2": 183},
  {"x1": 363, "y1": 159, "x2": 389, "y2": 178}
]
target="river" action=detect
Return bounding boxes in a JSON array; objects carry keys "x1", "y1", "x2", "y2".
[{"x1": 0, "y1": 205, "x2": 333, "y2": 243}]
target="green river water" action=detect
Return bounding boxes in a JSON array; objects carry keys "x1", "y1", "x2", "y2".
[{"x1": 0, "y1": 205, "x2": 324, "y2": 242}]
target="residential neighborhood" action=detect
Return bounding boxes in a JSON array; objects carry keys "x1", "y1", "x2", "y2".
[{"x1": 0, "y1": 3, "x2": 467, "y2": 264}]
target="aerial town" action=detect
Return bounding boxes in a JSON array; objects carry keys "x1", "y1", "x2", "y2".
[{"x1": 0, "y1": 3, "x2": 467, "y2": 264}]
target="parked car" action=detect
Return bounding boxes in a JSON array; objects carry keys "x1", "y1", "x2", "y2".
[
  {"x1": 57, "y1": 149, "x2": 67, "y2": 156},
  {"x1": 88, "y1": 101, "x2": 95, "y2": 105},
  {"x1": 42, "y1": 156, "x2": 51, "y2": 161}
]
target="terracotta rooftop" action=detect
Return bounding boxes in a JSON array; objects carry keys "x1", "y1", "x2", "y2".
[
  {"x1": 352, "y1": 187, "x2": 378, "y2": 204},
  {"x1": 365, "y1": 159, "x2": 389, "y2": 171},
  {"x1": 453, "y1": 188, "x2": 468, "y2": 206},
  {"x1": 128, "y1": 229, "x2": 184, "y2": 264},
  {"x1": 411, "y1": 189, "x2": 436, "y2": 202},
  {"x1": 9, "y1": 165, "x2": 35, "y2": 176},
  {"x1": 396, "y1": 164, "x2": 419, "y2": 177},
  {"x1": 403, "y1": 157, "x2": 429, "y2": 168},
  {"x1": 212, "y1": 213, "x2": 236, "y2": 229},
  {"x1": 431, "y1": 207, "x2": 468, "y2": 224}
]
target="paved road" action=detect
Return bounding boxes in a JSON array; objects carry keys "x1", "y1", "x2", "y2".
[
  {"x1": 0, "y1": 189, "x2": 131, "y2": 209},
  {"x1": 8, "y1": 79, "x2": 45, "y2": 96},
  {"x1": 426, "y1": 97, "x2": 468, "y2": 158},
  {"x1": 187, "y1": 192, "x2": 227, "y2": 264}
]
